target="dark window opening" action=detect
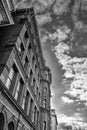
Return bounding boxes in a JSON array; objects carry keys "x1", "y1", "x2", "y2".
[
  {"x1": 28, "y1": 42, "x2": 32, "y2": 52},
  {"x1": 24, "y1": 91, "x2": 30, "y2": 113},
  {"x1": 24, "y1": 56, "x2": 29, "y2": 71},
  {"x1": 24, "y1": 31, "x2": 28, "y2": 39},
  {"x1": 8, "y1": 122, "x2": 14, "y2": 130},
  {"x1": 0, "y1": 113, "x2": 4, "y2": 130}
]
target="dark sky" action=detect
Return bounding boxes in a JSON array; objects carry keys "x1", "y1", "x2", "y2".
[{"x1": 16, "y1": 0, "x2": 87, "y2": 129}]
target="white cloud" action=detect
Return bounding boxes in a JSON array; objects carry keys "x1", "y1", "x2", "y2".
[
  {"x1": 36, "y1": 13, "x2": 52, "y2": 26},
  {"x1": 36, "y1": 0, "x2": 55, "y2": 8},
  {"x1": 57, "y1": 113, "x2": 87, "y2": 129},
  {"x1": 53, "y1": 0, "x2": 71, "y2": 15},
  {"x1": 49, "y1": 25, "x2": 71, "y2": 42},
  {"x1": 50, "y1": 25, "x2": 87, "y2": 106},
  {"x1": 61, "y1": 96, "x2": 74, "y2": 104}
]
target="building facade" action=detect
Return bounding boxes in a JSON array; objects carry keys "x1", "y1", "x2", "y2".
[
  {"x1": 0, "y1": 0, "x2": 14, "y2": 25},
  {"x1": 0, "y1": 1, "x2": 52, "y2": 130},
  {"x1": 50, "y1": 109, "x2": 58, "y2": 130}
]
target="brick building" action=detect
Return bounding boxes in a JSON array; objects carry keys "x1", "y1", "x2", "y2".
[{"x1": 0, "y1": 1, "x2": 52, "y2": 130}]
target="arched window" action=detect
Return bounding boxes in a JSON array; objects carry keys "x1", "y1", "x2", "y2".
[
  {"x1": 8, "y1": 121, "x2": 14, "y2": 130},
  {"x1": 0, "y1": 113, "x2": 5, "y2": 130}
]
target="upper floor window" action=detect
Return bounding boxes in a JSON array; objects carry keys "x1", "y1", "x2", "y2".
[
  {"x1": 43, "y1": 99, "x2": 46, "y2": 108},
  {"x1": 24, "y1": 91, "x2": 30, "y2": 113},
  {"x1": 30, "y1": 69, "x2": 33, "y2": 82},
  {"x1": 22, "y1": 90, "x2": 30, "y2": 112},
  {"x1": 22, "y1": 95, "x2": 26, "y2": 110},
  {"x1": 28, "y1": 42, "x2": 32, "y2": 52},
  {"x1": 29, "y1": 99, "x2": 33, "y2": 119},
  {"x1": 24, "y1": 56, "x2": 29, "y2": 71},
  {"x1": 14, "y1": 81, "x2": 20, "y2": 100},
  {"x1": 24, "y1": 31, "x2": 28, "y2": 39},
  {"x1": 19, "y1": 42, "x2": 24, "y2": 52},
  {"x1": 36, "y1": 87, "x2": 38, "y2": 99},
  {"x1": 0, "y1": 13, "x2": 3, "y2": 22},
  {"x1": 19, "y1": 42, "x2": 25, "y2": 57},
  {"x1": 34, "y1": 106, "x2": 37, "y2": 124},
  {"x1": 24, "y1": 31, "x2": 29, "y2": 44},
  {"x1": 5, "y1": 63, "x2": 18, "y2": 89},
  {"x1": 38, "y1": 92, "x2": 41, "y2": 103},
  {"x1": 35, "y1": 64, "x2": 37, "y2": 72},
  {"x1": 33, "y1": 78, "x2": 36, "y2": 88}
]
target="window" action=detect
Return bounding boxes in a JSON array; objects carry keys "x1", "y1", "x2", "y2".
[
  {"x1": 34, "y1": 107, "x2": 37, "y2": 124},
  {"x1": 32, "y1": 55, "x2": 35, "y2": 66},
  {"x1": 24, "y1": 31, "x2": 28, "y2": 39},
  {"x1": 5, "y1": 68, "x2": 14, "y2": 89},
  {"x1": 22, "y1": 96, "x2": 26, "y2": 109},
  {"x1": 24, "y1": 91, "x2": 30, "y2": 113},
  {"x1": 44, "y1": 87, "x2": 47, "y2": 93},
  {"x1": 0, "y1": 113, "x2": 5, "y2": 130},
  {"x1": 38, "y1": 92, "x2": 41, "y2": 102},
  {"x1": 0, "y1": 13, "x2": 3, "y2": 22},
  {"x1": 24, "y1": 31, "x2": 29, "y2": 44},
  {"x1": 37, "y1": 111, "x2": 39, "y2": 127},
  {"x1": 29, "y1": 99, "x2": 33, "y2": 119},
  {"x1": 5, "y1": 63, "x2": 18, "y2": 89},
  {"x1": 43, "y1": 99, "x2": 46, "y2": 108},
  {"x1": 14, "y1": 81, "x2": 20, "y2": 100},
  {"x1": 24, "y1": 56, "x2": 29, "y2": 71},
  {"x1": 14, "y1": 78, "x2": 24, "y2": 103},
  {"x1": 28, "y1": 42, "x2": 32, "y2": 52},
  {"x1": 8, "y1": 121, "x2": 14, "y2": 130},
  {"x1": 35, "y1": 64, "x2": 37, "y2": 72},
  {"x1": 5, "y1": 64, "x2": 18, "y2": 89},
  {"x1": 36, "y1": 87, "x2": 38, "y2": 100},
  {"x1": 18, "y1": 42, "x2": 24, "y2": 58},
  {"x1": 33, "y1": 78, "x2": 35, "y2": 88},
  {"x1": 44, "y1": 73, "x2": 48, "y2": 79},
  {"x1": 43, "y1": 121, "x2": 46, "y2": 130},
  {"x1": 30, "y1": 69, "x2": 33, "y2": 82}
]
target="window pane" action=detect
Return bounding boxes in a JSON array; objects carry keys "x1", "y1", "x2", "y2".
[
  {"x1": 17, "y1": 82, "x2": 20, "y2": 91},
  {"x1": 5, "y1": 78, "x2": 11, "y2": 89},
  {"x1": 0, "y1": 13, "x2": 3, "y2": 22},
  {"x1": 22, "y1": 97, "x2": 25, "y2": 109},
  {"x1": 14, "y1": 82, "x2": 20, "y2": 100},
  {"x1": 9, "y1": 68, "x2": 14, "y2": 80}
]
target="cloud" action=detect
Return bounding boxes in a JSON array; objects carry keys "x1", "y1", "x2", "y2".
[
  {"x1": 46, "y1": 24, "x2": 87, "y2": 107},
  {"x1": 16, "y1": 0, "x2": 73, "y2": 26},
  {"x1": 61, "y1": 96, "x2": 74, "y2": 104},
  {"x1": 53, "y1": 0, "x2": 71, "y2": 15},
  {"x1": 57, "y1": 113, "x2": 87, "y2": 129},
  {"x1": 35, "y1": 0, "x2": 55, "y2": 8},
  {"x1": 40, "y1": 24, "x2": 87, "y2": 107},
  {"x1": 36, "y1": 12, "x2": 52, "y2": 26},
  {"x1": 49, "y1": 25, "x2": 71, "y2": 42}
]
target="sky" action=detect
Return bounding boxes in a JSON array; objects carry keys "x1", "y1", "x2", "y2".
[{"x1": 16, "y1": 0, "x2": 87, "y2": 129}]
